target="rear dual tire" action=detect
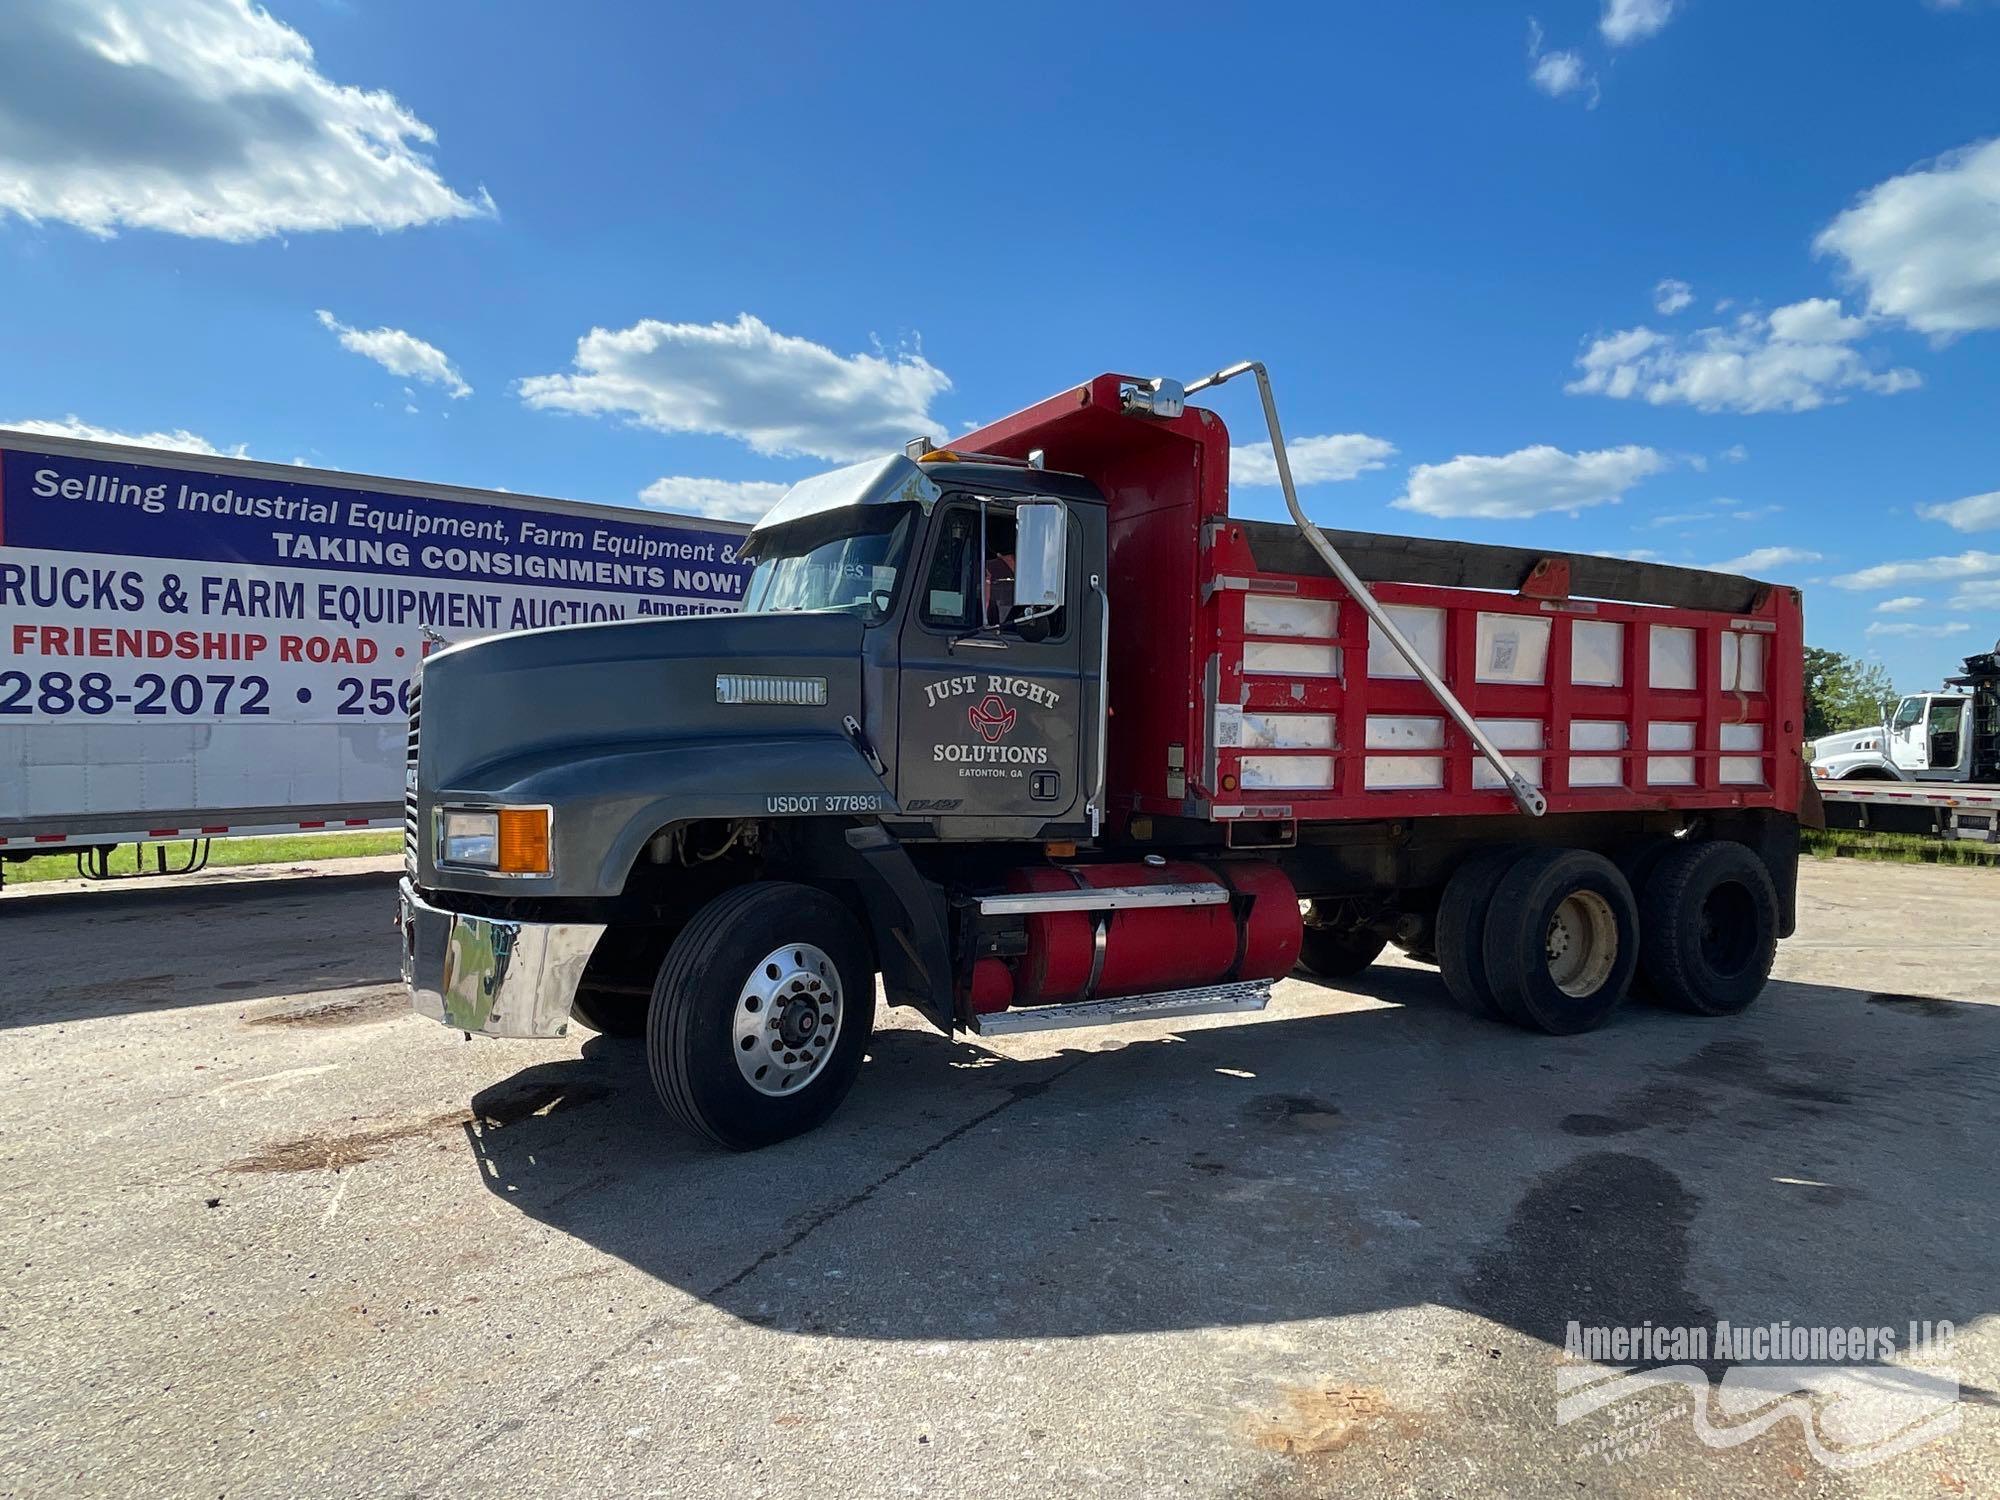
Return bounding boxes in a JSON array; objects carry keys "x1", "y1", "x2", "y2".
[
  {"x1": 1637, "y1": 841, "x2": 1779, "y2": 1015},
  {"x1": 1435, "y1": 839, "x2": 1778, "y2": 1035},
  {"x1": 1480, "y1": 849, "x2": 1639, "y2": 1035}
]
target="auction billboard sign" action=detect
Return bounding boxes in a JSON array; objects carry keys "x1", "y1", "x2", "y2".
[{"x1": 0, "y1": 437, "x2": 751, "y2": 843}]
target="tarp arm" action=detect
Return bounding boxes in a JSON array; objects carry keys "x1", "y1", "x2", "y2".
[{"x1": 1181, "y1": 360, "x2": 1548, "y2": 818}]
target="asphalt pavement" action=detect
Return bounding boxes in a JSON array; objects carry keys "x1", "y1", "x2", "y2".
[{"x1": 2, "y1": 855, "x2": 1996, "y2": 1499}]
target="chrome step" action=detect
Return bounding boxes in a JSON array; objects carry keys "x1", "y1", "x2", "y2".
[
  {"x1": 975, "y1": 882, "x2": 1229, "y2": 916},
  {"x1": 972, "y1": 980, "x2": 1271, "y2": 1036}
]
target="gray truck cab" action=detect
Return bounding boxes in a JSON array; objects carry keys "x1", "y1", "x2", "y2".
[{"x1": 399, "y1": 450, "x2": 1110, "y2": 1140}]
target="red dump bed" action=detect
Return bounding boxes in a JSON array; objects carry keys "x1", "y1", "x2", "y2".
[{"x1": 958, "y1": 374, "x2": 1806, "y2": 829}]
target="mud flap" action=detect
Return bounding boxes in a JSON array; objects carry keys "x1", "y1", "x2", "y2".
[{"x1": 843, "y1": 824, "x2": 955, "y2": 1032}]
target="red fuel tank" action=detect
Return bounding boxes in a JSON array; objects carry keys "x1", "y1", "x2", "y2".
[{"x1": 1003, "y1": 860, "x2": 1301, "y2": 1006}]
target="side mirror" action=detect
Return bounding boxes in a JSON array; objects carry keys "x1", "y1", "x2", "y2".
[{"x1": 1012, "y1": 501, "x2": 1068, "y2": 615}]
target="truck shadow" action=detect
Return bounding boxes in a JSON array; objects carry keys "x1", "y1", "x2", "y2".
[{"x1": 461, "y1": 971, "x2": 2000, "y2": 1370}]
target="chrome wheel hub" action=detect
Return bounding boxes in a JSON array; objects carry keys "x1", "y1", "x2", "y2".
[{"x1": 732, "y1": 943, "x2": 843, "y2": 1097}]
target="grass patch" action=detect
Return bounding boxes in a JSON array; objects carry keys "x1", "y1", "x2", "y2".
[
  {"x1": 1803, "y1": 827, "x2": 2000, "y2": 867},
  {"x1": 1, "y1": 830, "x2": 400, "y2": 886}
]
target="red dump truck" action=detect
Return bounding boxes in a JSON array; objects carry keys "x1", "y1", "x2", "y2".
[{"x1": 401, "y1": 364, "x2": 1806, "y2": 1149}]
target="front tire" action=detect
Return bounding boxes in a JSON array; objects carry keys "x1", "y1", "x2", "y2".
[{"x1": 646, "y1": 881, "x2": 876, "y2": 1150}]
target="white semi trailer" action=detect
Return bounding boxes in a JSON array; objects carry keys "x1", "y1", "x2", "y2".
[{"x1": 0, "y1": 432, "x2": 749, "y2": 879}]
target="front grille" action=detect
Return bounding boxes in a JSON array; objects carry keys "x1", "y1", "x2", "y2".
[{"x1": 404, "y1": 678, "x2": 422, "y2": 874}]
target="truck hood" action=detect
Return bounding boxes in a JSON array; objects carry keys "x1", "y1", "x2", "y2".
[
  {"x1": 416, "y1": 610, "x2": 865, "y2": 792},
  {"x1": 1811, "y1": 724, "x2": 1887, "y2": 762}
]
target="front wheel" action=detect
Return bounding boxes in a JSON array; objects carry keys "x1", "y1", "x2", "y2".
[{"x1": 646, "y1": 881, "x2": 876, "y2": 1150}]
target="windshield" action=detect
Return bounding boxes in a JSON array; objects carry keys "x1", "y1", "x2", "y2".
[{"x1": 741, "y1": 505, "x2": 915, "y2": 625}]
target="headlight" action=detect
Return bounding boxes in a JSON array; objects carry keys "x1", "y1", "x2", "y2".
[{"x1": 439, "y1": 806, "x2": 551, "y2": 875}]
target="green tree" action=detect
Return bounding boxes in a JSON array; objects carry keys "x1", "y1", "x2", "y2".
[{"x1": 1804, "y1": 646, "x2": 1898, "y2": 739}]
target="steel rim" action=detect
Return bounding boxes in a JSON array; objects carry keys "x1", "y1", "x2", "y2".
[
  {"x1": 732, "y1": 942, "x2": 843, "y2": 1097},
  {"x1": 1545, "y1": 891, "x2": 1618, "y2": 998}
]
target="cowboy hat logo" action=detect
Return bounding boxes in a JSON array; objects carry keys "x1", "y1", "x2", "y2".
[{"x1": 968, "y1": 694, "x2": 1017, "y2": 743}]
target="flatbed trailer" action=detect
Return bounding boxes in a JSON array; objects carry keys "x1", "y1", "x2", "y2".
[
  {"x1": 398, "y1": 363, "x2": 1807, "y2": 1150},
  {"x1": 1816, "y1": 777, "x2": 2000, "y2": 843}
]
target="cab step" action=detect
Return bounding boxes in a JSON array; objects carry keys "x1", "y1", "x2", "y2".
[
  {"x1": 974, "y1": 882, "x2": 1229, "y2": 916},
  {"x1": 971, "y1": 979, "x2": 1272, "y2": 1036}
]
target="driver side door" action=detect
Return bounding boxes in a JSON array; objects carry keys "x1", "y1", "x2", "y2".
[
  {"x1": 1889, "y1": 697, "x2": 1929, "y2": 772},
  {"x1": 895, "y1": 498, "x2": 1083, "y2": 831}
]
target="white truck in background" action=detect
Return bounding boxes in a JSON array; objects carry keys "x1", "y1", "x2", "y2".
[
  {"x1": 1811, "y1": 645, "x2": 2000, "y2": 844},
  {"x1": 0, "y1": 431, "x2": 749, "y2": 882}
]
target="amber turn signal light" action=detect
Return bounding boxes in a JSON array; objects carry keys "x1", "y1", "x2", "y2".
[{"x1": 496, "y1": 807, "x2": 552, "y2": 875}]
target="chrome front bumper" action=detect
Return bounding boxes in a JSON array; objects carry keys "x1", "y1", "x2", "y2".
[{"x1": 398, "y1": 877, "x2": 605, "y2": 1039}]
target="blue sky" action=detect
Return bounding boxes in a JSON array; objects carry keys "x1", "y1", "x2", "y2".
[{"x1": 2, "y1": 0, "x2": 1997, "y2": 689}]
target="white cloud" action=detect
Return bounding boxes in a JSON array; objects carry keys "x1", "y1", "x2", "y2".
[
  {"x1": 1644, "y1": 497, "x2": 1781, "y2": 528},
  {"x1": 1531, "y1": 49, "x2": 1593, "y2": 100},
  {"x1": 1916, "y1": 489, "x2": 2000, "y2": 532},
  {"x1": 1866, "y1": 620, "x2": 1971, "y2": 638},
  {"x1": 1601, "y1": 0, "x2": 1678, "y2": 45},
  {"x1": 317, "y1": 310, "x2": 470, "y2": 398},
  {"x1": 1394, "y1": 444, "x2": 1668, "y2": 520},
  {"x1": 1764, "y1": 297, "x2": 1869, "y2": 343},
  {"x1": 638, "y1": 476, "x2": 789, "y2": 523},
  {"x1": 1231, "y1": 433, "x2": 1396, "y2": 487},
  {"x1": 0, "y1": 0, "x2": 490, "y2": 242},
  {"x1": 1815, "y1": 137, "x2": 2000, "y2": 337},
  {"x1": 1948, "y1": 582, "x2": 2000, "y2": 611},
  {"x1": 1708, "y1": 546, "x2": 1823, "y2": 575},
  {"x1": 1721, "y1": 443, "x2": 1749, "y2": 463},
  {"x1": 1874, "y1": 596, "x2": 1927, "y2": 613},
  {"x1": 519, "y1": 313, "x2": 951, "y2": 463},
  {"x1": 1831, "y1": 551, "x2": 2000, "y2": 589},
  {"x1": 1526, "y1": 19, "x2": 1597, "y2": 104},
  {"x1": 1566, "y1": 301, "x2": 1921, "y2": 413},
  {"x1": 1653, "y1": 278, "x2": 1694, "y2": 315},
  {"x1": 1, "y1": 413, "x2": 241, "y2": 455}
]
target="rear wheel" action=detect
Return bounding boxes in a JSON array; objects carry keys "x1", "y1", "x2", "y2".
[
  {"x1": 1296, "y1": 904, "x2": 1389, "y2": 980},
  {"x1": 1434, "y1": 846, "x2": 1526, "y2": 1021},
  {"x1": 1481, "y1": 849, "x2": 1639, "y2": 1035},
  {"x1": 1638, "y1": 841, "x2": 1779, "y2": 1015},
  {"x1": 646, "y1": 881, "x2": 876, "y2": 1150}
]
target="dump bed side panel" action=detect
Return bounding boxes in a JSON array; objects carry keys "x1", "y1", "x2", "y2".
[{"x1": 1191, "y1": 516, "x2": 1804, "y2": 824}]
